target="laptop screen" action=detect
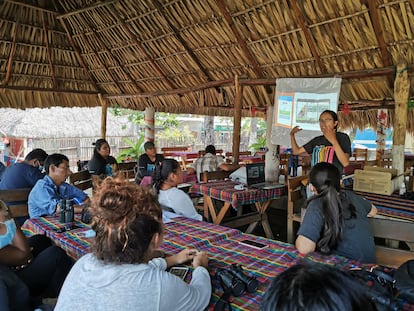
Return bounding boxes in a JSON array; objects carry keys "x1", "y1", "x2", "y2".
[{"x1": 246, "y1": 163, "x2": 265, "y2": 185}]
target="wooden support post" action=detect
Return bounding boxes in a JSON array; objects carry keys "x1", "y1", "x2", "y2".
[
  {"x1": 232, "y1": 75, "x2": 242, "y2": 164},
  {"x1": 393, "y1": 62, "x2": 410, "y2": 180},
  {"x1": 99, "y1": 93, "x2": 107, "y2": 139},
  {"x1": 144, "y1": 107, "x2": 155, "y2": 142}
]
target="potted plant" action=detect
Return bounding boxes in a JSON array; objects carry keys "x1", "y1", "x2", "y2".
[{"x1": 117, "y1": 134, "x2": 145, "y2": 162}]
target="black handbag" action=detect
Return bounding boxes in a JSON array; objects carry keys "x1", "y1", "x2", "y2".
[{"x1": 395, "y1": 260, "x2": 414, "y2": 304}]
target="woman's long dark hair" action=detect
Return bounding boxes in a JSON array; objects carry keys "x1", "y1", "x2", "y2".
[
  {"x1": 152, "y1": 159, "x2": 180, "y2": 193},
  {"x1": 308, "y1": 162, "x2": 356, "y2": 254},
  {"x1": 92, "y1": 138, "x2": 109, "y2": 159}
]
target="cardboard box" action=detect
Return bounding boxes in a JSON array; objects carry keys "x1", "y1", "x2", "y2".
[{"x1": 353, "y1": 167, "x2": 399, "y2": 195}]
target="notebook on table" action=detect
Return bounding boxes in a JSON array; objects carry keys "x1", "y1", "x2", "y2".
[{"x1": 246, "y1": 163, "x2": 284, "y2": 190}]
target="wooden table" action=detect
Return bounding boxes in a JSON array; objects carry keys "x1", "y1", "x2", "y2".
[
  {"x1": 191, "y1": 180, "x2": 286, "y2": 239},
  {"x1": 22, "y1": 216, "x2": 384, "y2": 311}
]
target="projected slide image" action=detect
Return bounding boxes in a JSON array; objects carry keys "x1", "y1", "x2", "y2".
[
  {"x1": 295, "y1": 99, "x2": 330, "y2": 125},
  {"x1": 275, "y1": 94, "x2": 294, "y2": 127}
]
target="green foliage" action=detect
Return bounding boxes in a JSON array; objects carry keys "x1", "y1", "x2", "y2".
[
  {"x1": 157, "y1": 125, "x2": 192, "y2": 141},
  {"x1": 116, "y1": 134, "x2": 145, "y2": 162},
  {"x1": 249, "y1": 136, "x2": 266, "y2": 152}
]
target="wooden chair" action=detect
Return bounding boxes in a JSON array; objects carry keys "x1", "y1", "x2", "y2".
[
  {"x1": 201, "y1": 170, "x2": 231, "y2": 183},
  {"x1": 199, "y1": 149, "x2": 224, "y2": 157},
  {"x1": 369, "y1": 217, "x2": 414, "y2": 268},
  {"x1": 298, "y1": 155, "x2": 311, "y2": 175},
  {"x1": 287, "y1": 175, "x2": 308, "y2": 244},
  {"x1": 279, "y1": 153, "x2": 290, "y2": 183},
  {"x1": 69, "y1": 170, "x2": 93, "y2": 191},
  {"x1": 117, "y1": 161, "x2": 137, "y2": 180},
  {"x1": 0, "y1": 188, "x2": 31, "y2": 219},
  {"x1": 180, "y1": 153, "x2": 199, "y2": 170},
  {"x1": 198, "y1": 170, "x2": 232, "y2": 220},
  {"x1": 352, "y1": 148, "x2": 368, "y2": 162}
]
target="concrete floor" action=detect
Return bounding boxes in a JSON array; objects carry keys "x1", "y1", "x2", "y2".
[{"x1": 240, "y1": 195, "x2": 299, "y2": 243}]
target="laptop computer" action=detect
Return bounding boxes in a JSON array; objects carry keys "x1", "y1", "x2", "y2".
[{"x1": 246, "y1": 163, "x2": 283, "y2": 190}]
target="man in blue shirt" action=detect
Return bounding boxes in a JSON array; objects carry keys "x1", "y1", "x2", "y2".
[
  {"x1": 0, "y1": 149, "x2": 48, "y2": 190},
  {"x1": 28, "y1": 153, "x2": 90, "y2": 218}
]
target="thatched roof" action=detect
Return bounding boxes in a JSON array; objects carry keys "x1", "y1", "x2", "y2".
[
  {"x1": 0, "y1": 0, "x2": 413, "y2": 129},
  {"x1": 0, "y1": 107, "x2": 137, "y2": 138}
]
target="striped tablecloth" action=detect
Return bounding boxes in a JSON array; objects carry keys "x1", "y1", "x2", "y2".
[
  {"x1": 21, "y1": 216, "x2": 412, "y2": 311},
  {"x1": 192, "y1": 180, "x2": 286, "y2": 208},
  {"x1": 354, "y1": 191, "x2": 414, "y2": 222}
]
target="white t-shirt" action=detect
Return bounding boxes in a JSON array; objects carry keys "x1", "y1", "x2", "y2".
[
  {"x1": 55, "y1": 254, "x2": 211, "y2": 311},
  {"x1": 158, "y1": 187, "x2": 202, "y2": 221}
]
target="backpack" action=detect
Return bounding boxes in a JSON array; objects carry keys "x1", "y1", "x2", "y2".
[{"x1": 348, "y1": 260, "x2": 414, "y2": 310}]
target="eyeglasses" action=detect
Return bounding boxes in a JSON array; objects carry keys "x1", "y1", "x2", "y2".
[{"x1": 319, "y1": 118, "x2": 333, "y2": 124}]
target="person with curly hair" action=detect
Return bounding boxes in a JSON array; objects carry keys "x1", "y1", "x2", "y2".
[
  {"x1": 55, "y1": 177, "x2": 211, "y2": 311},
  {"x1": 295, "y1": 162, "x2": 377, "y2": 263}
]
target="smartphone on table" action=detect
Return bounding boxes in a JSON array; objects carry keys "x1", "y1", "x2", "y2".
[
  {"x1": 238, "y1": 239, "x2": 268, "y2": 249},
  {"x1": 169, "y1": 266, "x2": 189, "y2": 280}
]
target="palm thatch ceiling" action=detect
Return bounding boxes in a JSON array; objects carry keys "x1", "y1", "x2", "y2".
[{"x1": 0, "y1": 0, "x2": 413, "y2": 130}]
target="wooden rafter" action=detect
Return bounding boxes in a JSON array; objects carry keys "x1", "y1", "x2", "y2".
[
  {"x1": 365, "y1": 0, "x2": 394, "y2": 88},
  {"x1": 111, "y1": 11, "x2": 175, "y2": 91},
  {"x1": 366, "y1": 0, "x2": 392, "y2": 67},
  {"x1": 0, "y1": 17, "x2": 67, "y2": 36},
  {"x1": 79, "y1": 31, "x2": 125, "y2": 94},
  {"x1": 290, "y1": 0, "x2": 326, "y2": 74},
  {"x1": 120, "y1": 23, "x2": 177, "y2": 90},
  {"x1": 56, "y1": 0, "x2": 120, "y2": 20},
  {"x1": 58, "y1": 18, "x2": 102, "y2": 93},
  {"x1": 4, "y1": 0, "x2": 57, "y2": 14},
  {"x1": 151, "y1": 0, "x2": 215, "y2": 83},
  {"x1": 41, "y1": 11, "x2": 57, "y2": 89},
  {"x1": 215, "y1": 0, "x2": 272, "y2": 94},
  {"x1": 2, "y1": 21, "x2": 18, "y2": 86},
  {"x1": 88, "y1": 27, "x2": 143, "y2": 93}
]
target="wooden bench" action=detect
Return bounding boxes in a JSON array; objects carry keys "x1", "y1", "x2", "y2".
[
  {"x1": 161, "y1": 146, "x2": 190, "y2": 158},
  {"x1": 69, "y1": 170, "x2": 93, "y2": 191},
  {"x1": 0, "y1": 188, "x2": 31, "y2": 219},
  {"x1": 117, "y1": 161, "x2": 137, "y2": 180},
  {"x1": 369, "y1": 217, "x2": 414, "y2": 268}
]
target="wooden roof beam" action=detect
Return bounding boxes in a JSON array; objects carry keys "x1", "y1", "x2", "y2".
[
  {"x1": 151, "y1": 0, "x2": 215, "y2": 83},
  {"x1": 215, "y1": 0, "x2": 272, "y2": 94},
  {"x1": 58, "y1": 19, "x2": 103, "y2": 93},
  {"x1": 56, "y1": 0, "x2": 119, "y2": 20},
  {"x1": 104, "y1": 64, "x2": 413, "y2": 99},
  {"x1": 0, "y1": 17, "x2": 67, "y2": 36},
  {"x1": 366, "y1": 0, "x2": 392, "y2": 67},
  {"x1": 41, "y1": 12, "x2": 57, "y2": 89},
  {"x1": 365, "y1": 0, "x2": 394, "y2": 88},
  {"x1": 4, "y1": 0, "x2": 58, "y2": 14},
  {"x1": 0, "y1": 85, "x2": 99, "y2": 95},
  {"x1": 290, "y1": 0, "x2": 326, "y2": 74},
  {"x1": 105, "y1": 78, "x2": 234, "y2": 99},
  {"x1": 1, "y1": 21, "x2": 18, "y2": 86}
]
